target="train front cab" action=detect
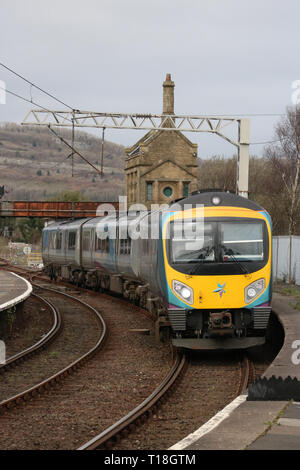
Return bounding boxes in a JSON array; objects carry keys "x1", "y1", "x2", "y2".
[{"x1": 162, "y1": 206, "x2": 272, "y2": 350}]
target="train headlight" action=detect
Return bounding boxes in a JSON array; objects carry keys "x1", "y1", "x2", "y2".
[
  {"x1": 172, "y1": 280, "x2": 194, "y2": 305},
  {"x1": 245, "y1": 278, "x2": 265, "y2": 303},
  {"x1": 212, "y1": 196, "x2": 221, "y2": 205}
]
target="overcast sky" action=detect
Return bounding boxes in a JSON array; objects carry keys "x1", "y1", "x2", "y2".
[{"x1": 1, "y1": 0, "x2": 299, "y2": 157}]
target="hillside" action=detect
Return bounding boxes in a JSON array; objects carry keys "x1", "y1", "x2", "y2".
[{"x1": 0, "y1": 123, "x2": 125, "y2": 201}]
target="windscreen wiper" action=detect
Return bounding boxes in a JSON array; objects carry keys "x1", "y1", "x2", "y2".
[
  {"x1": 188, "y1": 245, "x2": 216, "y2": 274},
  {"x1": 222, "y1": 246, "x2": 249, "y2": 274}
]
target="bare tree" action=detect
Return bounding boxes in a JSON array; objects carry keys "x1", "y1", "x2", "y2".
[
  {"x1": 265, "y1": 105, "x2": 300, "y2": 236},
  {"x1": 198, "y1": 156, "x2": 236, "y2": 192}
]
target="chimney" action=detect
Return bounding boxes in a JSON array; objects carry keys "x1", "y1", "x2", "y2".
[{"x1": 162, "y1": 73, "x2": 175, "y2": 115}]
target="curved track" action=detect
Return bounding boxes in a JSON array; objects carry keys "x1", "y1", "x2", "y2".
[
  {"x1": 0, "y1": 280, "x2": 107, "y2": 412},
  {"x1": 78, "y1": 351, "x2": 256, "y2": 451},
  {"x1": 0, "y1": 262, "x2": 276, "y2": 450},
  {"x1": 78, "y1": 354, "x2": 186, "y2": 450},
  {"x1": 0, "y1": 293, "x2": 61, "y2": 371}
]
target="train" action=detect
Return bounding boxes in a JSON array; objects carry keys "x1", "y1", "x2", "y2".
[{"x1": 42, "y1": 190, "x2": 272, "y2": 350}]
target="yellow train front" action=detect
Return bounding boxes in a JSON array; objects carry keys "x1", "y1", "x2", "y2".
[{"x1": 162, "y1": 191, "x2": 272, "y2": 350}]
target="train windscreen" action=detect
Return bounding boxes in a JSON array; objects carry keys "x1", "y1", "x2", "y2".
[{"x1": 167, "y1": 218, "x2": 268, "y2": 275}]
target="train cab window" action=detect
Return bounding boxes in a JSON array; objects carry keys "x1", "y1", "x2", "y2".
[
  {"x1": 170, "y1": 221, "x2": 214, "y2": 264},
  {"x1": 56, "y1": 232, "x2": 62, "y2": 250},
  {"x1": 68, "y1": 231, "x2": 76, "y2": 250},
  {"x1": 220, "y1": 222, "x2": 264, "y2": 261},
  {"x1": 167, "y1": 218, "x2": 268, "y2": 275}
]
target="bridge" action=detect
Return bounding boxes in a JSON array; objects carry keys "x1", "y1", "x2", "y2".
[{"x1": 0, "y1": 201, "x2": 119, "y2": 218}]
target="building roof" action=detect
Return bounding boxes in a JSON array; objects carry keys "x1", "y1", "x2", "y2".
[{"x1": 126, "y1": 128, "x2": 197, "y2": 158}]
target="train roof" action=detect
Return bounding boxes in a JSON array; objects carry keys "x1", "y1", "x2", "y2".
[
  {"x1": 171, "y1": 191, "x2": 264, "y2": 211},
  {"x1": 43, "y1": 218, "x2": 88, "y2": 231}
]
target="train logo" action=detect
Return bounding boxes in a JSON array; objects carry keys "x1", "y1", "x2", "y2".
[{"x1": 213, "y1": 283, "x2": 226, "y2": 298}]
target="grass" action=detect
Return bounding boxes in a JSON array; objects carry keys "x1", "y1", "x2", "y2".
[
  {"x1": 273, "y1": 281, "x2": 300, "y2": 311},
  {"x1": 49, "y1": 351, "x2": 59, "y2": 358},
  {"x1": 244, "y1": 401, "x2": 292, "y2": 449}
]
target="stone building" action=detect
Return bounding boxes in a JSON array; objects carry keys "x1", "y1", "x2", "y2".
[{"x1": 125, "y1": 74, "x2": 198, "y2": 208}]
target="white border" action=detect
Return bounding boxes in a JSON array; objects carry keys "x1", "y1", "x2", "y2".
[
  {"x1": 169, "y1": 394, "x2": 247, "y2": 450},
  {"x1": 0, "y1": 271, "x2": 32, "y2": 312}
]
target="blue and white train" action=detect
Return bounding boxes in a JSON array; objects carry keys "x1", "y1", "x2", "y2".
[{"x1": 42, "y1": 191, "x2": 272, "y2": 349}]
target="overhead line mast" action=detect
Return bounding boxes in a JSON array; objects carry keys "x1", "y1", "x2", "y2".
[{"x1": 22, "y1": 109, "x2": 250, "y2": 198}]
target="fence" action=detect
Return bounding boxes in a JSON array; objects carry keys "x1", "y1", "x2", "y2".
[
  {"x1": 272, "y1": 236, "x2": 300, "y2": 284},
  {"x1": 27, "y1": 252, "x2": 43, "y2": 267}
]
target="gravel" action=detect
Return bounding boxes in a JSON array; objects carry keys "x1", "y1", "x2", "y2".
[
  {"x1": 0, "y1": 296, "x2": 53, "y2": 358},
  {"x1": 0, "y1": 291, "x2": 172, "y2": 450}
]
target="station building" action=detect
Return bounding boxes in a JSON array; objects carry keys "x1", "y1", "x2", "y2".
[{"x1": 125, "y1": 74, "x2": 199, "y2": 208}]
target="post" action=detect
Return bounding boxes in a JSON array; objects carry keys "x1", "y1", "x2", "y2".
[
  {"x1": 101, "y1": 127, "x2": 105, "y2": 177},
  {"x1": 237, "y1": 119, "x2": 250, "y2": 198},
  {"x1": 289, "y1": 235, "x2": 293, "y2": 283}
]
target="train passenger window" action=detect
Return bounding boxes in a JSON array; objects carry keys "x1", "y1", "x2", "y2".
[
  {"x1": 56, "y1": 232, "x2": 62, "y2": 250},
  {"x1": 142, "y1": 239, "x2": 148, "y2": 254},
  {"x1": 50, "y1": 232, "x2": 56, "y2": 249},
  {"x1": 95, "y1": 234, "x2": 101, "y2": 251},
  {"x1": 83, "y1": 231, "x2": 90, "y2": 251},
  {"x1": 125, "y1": 238, "x2": 131, "y2": 255},
  {"x1": 68, "y1": 232, "x2": 76, "y2": 250},
  {"x1": 120, "y1": 238, "x2": 131, "y2": 255},
  {"x1": 95, "y1": 233, "x2": 109, "y2": 253}
]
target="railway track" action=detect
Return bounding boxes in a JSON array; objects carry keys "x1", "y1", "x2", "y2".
[
  {"x1": 76, "y1": 351, "x2": 257, "y2": 451},
  {"x1": 238, "y1": 354, "x2": 255, "y2": 395},
  {"x1": 0, "y1": 262, "x2": 277, "y2": 450},
  {"x1": 78, "y1": 351, "x2": 254, "y2": 450},
  {"x1": 106, "y1": 351, "x2": 263, "y2": 451},
  {"x1": 0, "y1": 281, "x2": 107, "y2": 412},
  {"x1": 0, "y1": 292, "x2": 61, "y2": 372},
  {"x1": 78, "y1": 354, "x2": 186, "y2": 450},
  {"x1": 0, "y1": 273, "x2": 173, "y2": 449}
]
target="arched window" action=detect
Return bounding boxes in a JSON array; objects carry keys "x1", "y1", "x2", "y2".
[
  {"x1": 183, "y1": 182, "x2": 189, "y2": 197},
  {"x1": 147, "y1": 182, "x2": 153, "y2": 201}
]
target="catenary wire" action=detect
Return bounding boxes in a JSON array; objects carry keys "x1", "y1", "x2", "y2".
[
  {"x1": 0, "y1": 62, "x2": 75, "y2": 111},
  {"x1": 0, "y1": 85, "x2": 73, "y2": 123}
]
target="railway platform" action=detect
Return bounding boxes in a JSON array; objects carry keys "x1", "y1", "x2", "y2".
[
  {"x1": 170, "y1": 292, "x2": 300, "y2": 450},
  {"x1": 0, "y1": 271, "x2": 32, "y2": 313}
]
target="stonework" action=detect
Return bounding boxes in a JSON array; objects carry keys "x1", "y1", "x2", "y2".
[{"x1": 125, "y1": 74, "x2": 198, "y2": 208}]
